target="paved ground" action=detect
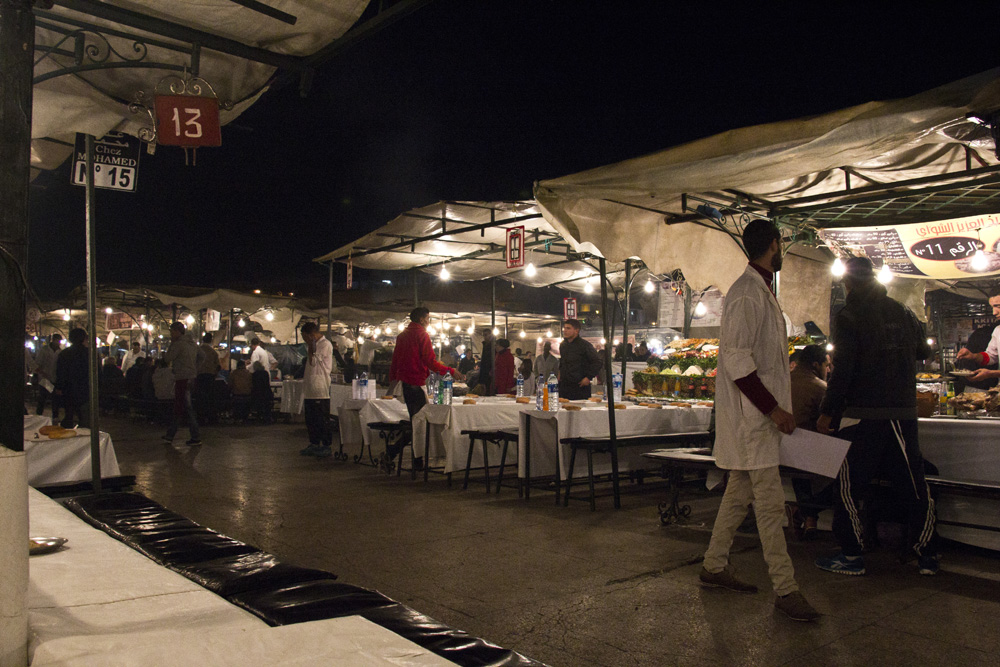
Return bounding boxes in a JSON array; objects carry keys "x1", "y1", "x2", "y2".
[{"x1": 80, "y1": 412, "x2": 1000, "y2": 666}]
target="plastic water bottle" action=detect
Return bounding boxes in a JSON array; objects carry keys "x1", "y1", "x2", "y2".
[
  {"x1": 359, "y1": 371, "x2": 368, "y2": 399},
  {"x1": 612, "y1": 373, "x2": 623, "y2": 403},
  {"x1": 443, "y1": 373, "x2": 453, "y2": 405},
  {"x1": 516, "y1": 373, "x2": 524, "y2": 398},
  {"x1": 547, "y1": 374, "x2": 559, "y2": 412},
  {"x1": 425, "y1": 373, "x2": 436, "y2": 399},
  {"x1": 536, "y1": 380, "x2": 544, "y2": 410}
]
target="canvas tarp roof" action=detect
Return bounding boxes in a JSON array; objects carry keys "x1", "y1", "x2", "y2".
[
  {"x1": 535, "y1": 68, "x2": 1000, "y2": 328},
  {"x1": 313, "y1": 200, "x2": 638, "y2": 293},
  {"x1": 28, "y1": 0, "x2": 369, "y2": 176}
]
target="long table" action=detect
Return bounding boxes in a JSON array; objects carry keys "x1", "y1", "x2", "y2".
[
  {"x1": 919, "y1": 418, "x2": 1000, "y2": 550},
  {"x1": 23, "y1": 415, "x2": 120, "y2": 486},
  {"x1": 412, "y1": 398, "x2": 527, "y2": 474},
  {"x1": 518, "y1": 404, "x2": 714, "y2": 497},
  {"x1": 26, "y1": 488, "x2": 453, "y2": 665}
]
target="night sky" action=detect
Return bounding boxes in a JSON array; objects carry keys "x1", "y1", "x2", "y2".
[{"x1": 26, "y1": 1, "x2": 1000, "y2": 302}]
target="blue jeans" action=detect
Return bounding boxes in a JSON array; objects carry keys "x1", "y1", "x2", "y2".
[{"x1": 166, "y1": 379, "x2": 200, "y2": 441}]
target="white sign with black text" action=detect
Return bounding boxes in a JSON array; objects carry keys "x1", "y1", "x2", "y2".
[{"x1": 72, "y1": 132, "x2": 141, "y2": 192}]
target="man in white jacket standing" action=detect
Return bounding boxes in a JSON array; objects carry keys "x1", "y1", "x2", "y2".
[
  {"x1": 162, "y1": 321, "x2": 203, "y2": 445},
  {"x1": 299, "y1": 322, "x2": 334, "y2": 458},
  {"x1": 699, "y1": 219, "x2": 819, "y2": 622}
]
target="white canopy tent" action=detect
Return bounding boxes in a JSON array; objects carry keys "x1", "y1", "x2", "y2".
[{"x1": 535, "y1": 68, "x2": 1000, "y2": 328}]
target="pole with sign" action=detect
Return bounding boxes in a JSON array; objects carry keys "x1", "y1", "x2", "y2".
[{"x1": 506, "y1": 226, "x2": 525, "y2": 269}]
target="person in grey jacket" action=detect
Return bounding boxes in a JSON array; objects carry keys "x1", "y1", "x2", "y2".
[{"x1": 162, "y1": 321, "x2": 204, "y2": 445}]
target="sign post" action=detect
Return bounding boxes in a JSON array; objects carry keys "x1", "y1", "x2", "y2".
[{"x1": 563, "y1": 297, "x2": 578, "y2": 320}]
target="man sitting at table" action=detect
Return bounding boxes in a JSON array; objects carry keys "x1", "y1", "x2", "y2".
[
  {"x1": 558, "y1": 319, "x2": 601, "y2": 400},
  {"x1": 388, "y1": 307, "x2": 464, "y2": 467}
]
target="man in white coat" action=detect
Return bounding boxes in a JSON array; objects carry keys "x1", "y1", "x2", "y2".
[
  {"x1": 299, "y1": 322, "x2": 334, "y2": 458},
  {"x1": 699, "y1": 219, "x2": 819, "y2": 622}
]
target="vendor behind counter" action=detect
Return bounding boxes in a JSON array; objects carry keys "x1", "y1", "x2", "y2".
[{"x1": 955, "y1": 323, "x2": 998, "y2": 391}]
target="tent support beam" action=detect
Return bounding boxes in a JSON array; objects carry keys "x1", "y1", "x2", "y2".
[
  {"x1": 327, "y1": 262, "x2": 333, "y2": 335},
  {"x1": 599, "y1": 257, "x2": 620, "y2": 508},
  {"x1": 620, "y1": 259, "x2": 631, "y2": 382}
]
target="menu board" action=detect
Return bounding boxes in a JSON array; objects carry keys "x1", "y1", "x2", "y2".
[
  {"x1": 819, "y1": 212, "x2": 1000, "y2": 279},
  {"x1": 657, "y1": 284, "x2": 723, "y2": 328}
]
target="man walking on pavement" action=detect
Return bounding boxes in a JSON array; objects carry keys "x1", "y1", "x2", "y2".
[
  {"x1": 162, "y1": 321, "x2": 203, "y2": 445},
  {"x1": 700, "y1": 219, "x2": 819, "y2": 622},
  {"x1": 815, "y1": 257, "x2": 938, "y2": 576},
  {"x1": 299, "y1": 322, "x2": 334, "y2": 458}
]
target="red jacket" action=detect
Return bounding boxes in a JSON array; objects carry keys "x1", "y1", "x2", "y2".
[
  {"x1": 494, "y1": 348, "x2": 516, "y2": 394},
  {"x1": 389, "y1": 322, "x2": 455, "y2": 386}
]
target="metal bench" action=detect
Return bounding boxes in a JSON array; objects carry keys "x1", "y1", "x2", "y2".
[
  {"x1": 560, "y1": 431, "x2": 713, "y2": 510},
  {"x1": 365, "y1": 421, "x2": 412, "y2": 476},
  {"x1": 460, "y1": 429, "x2": 518, "y2": 493}
]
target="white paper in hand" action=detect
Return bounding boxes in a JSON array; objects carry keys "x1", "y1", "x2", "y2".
[{"x1": 779, "y1": 429, "x2": 851, "y2": 478}]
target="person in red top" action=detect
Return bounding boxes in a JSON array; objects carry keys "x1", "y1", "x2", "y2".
[
  {"x1": 493, "y1": 338, "x2": 516, "y2": 394},
  {"x1": 389, "y1": 306, "x2": 464, "y2": 420}
]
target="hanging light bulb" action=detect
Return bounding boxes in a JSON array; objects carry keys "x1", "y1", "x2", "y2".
[
  {"x1": 831, "y1": 257, "x2": 846, "y2": 277},
  {"x1": 613, "y1": 339, "x2": 620, "y2": 346},
  {"x1": 374, "y1": 327, "x2": 381, "y2": 336},
  {"x1": 877, "y1": 263, "x2": 893, "y2": 284},
  {"x1": 398, "y1": 322, "x2": 405, "y2": 332},
  {"x1": 825, "y1": 343, "x2": 834, "y2": 352},
  {"x1": 104, "y1": 307, "x2": 113, "y2": 314},
  {"x1": 237, "y1": 318, "x2": 245, "y2": 328},
  {"x1": 971, "y1": 248, "x2": 989, "y2": 272},
  {"x1": 455, "y1": 324, "x2": 462, "y2": 333},
  {"x1": 467, "y1": 325, "x2": 475, "y2": 334},
  {"x1": 62, "y1": 310, "x2": 71, "y2": 321},
  {"x1": 265, "y1": 311, "x2": 274, "y2": 321},
  {"x1": 644, "y1": 279, "x2": 655, "y2": 293},
  {"x1": 546, "y1": 329, "x2": 553, "y2": 338},
  {"x1": 519, "y1": 330, "x2": 526, "y2": 339},
  {"x1": 185, "y1": 314, "x2": 195, "y2": 325},
  {"x1": 694, "y1": 302, "x2": 708, "y2": 317},
  {"x1": 270, "y1": 337, "x2": 277, "y2": 343},
  {"x1": 427, "y1": 325, "x2": 436, "y2": 336},
  {"x1": 583, "y1": 281, "x2": 594, "y2": 294},
  {"x1": 440, "y1": 266, "x2": 450, "y2": 281},
  {"x1": 600, "y1": 338, "x2": 607, "y2": 345},
  {"x1": 537, "y1": 337, "x2": 543, "y2": 343},
  {"x1": 492, "y1": 327, "x2": 500, "y2": 336},
  {"x1": 525, "y1": 263, "x2": 537, "y2": 277}
]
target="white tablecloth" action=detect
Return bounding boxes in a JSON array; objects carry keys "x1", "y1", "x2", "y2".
[
  {"x1": 23, "y1": 416, "x2": 121, "y2": 486},
  {"x1": 518, "y1": 405, "x2": 713, "y2": 481},
  {"x1": 919, "y1": 418, "x2": 1000, "y2": 550},
  {"x1": 412, "y1": 399, "x2": 527, "y2": 473},
  {"x1": 27, "y1": 488, "x2": 451, "y2": 666}
]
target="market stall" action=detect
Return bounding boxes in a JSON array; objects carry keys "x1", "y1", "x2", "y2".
[{"x1": 23, "y1": 415, "x2": 120, "y2": 486}]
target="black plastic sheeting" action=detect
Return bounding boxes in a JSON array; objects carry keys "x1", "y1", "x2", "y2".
[{"x1": 65, "y1": 492, "x2": 545, "y2": 667}]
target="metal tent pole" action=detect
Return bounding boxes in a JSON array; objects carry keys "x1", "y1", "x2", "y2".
[
  {"x1": 327, "y1": 262, "x2": 333, "y2": 335},
  {"x1": 490, "y1": 277, "x2": 496, "y2": 396},
  {"x1": 620, "y1": 259, "x2": 631, "y2": 382},
  {"x1": 599, "y1": 257, "x2": 620, "y2": 508},
  {"x1": 84, "y1": 135, "x2": 102, "y2": 494}
]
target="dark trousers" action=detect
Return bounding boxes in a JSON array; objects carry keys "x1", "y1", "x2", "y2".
[
  {"x1": 304, "y1": 398, "x2": 332, "y2": 447},
  {"x1": 194, "y1": 373, "x2": 216, "y2": 422},
  {"x1": 402, "y1": 383, "x2": 427, "y2": 420},
  {"x1": 61, "y1": 398, "x2": 89, "y2": 429},
  {"x1": 37, "y1": 385, "x2": 61, "y2": 420},
  {"x1": 833, "y1": 419, "x2": 937, "y2": 557}
]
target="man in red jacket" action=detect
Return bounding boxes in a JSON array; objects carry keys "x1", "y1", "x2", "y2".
[{"x1": 390, "y1": 306, "x2": 464, "y2": 419}]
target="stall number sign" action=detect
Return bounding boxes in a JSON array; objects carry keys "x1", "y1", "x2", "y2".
[
  {"x1": 506, "y1": 226, "x2": 525, "y2": 268},
  {"x1": 72, "y1": 133, "x2": 141, "y2": 192},
  {"x1": 154, "y1": 95, "x2": 222, "y2": 147},
  {"x1": 563, "y1": 297, "x2": 577, "y2": 320}
]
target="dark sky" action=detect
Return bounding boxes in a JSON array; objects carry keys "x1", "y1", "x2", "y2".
[{"x1": 27, "y1": 1, "x2": 1000, "y2": 301}]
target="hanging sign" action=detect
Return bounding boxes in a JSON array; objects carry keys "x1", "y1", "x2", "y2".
[
  {"x1": 346, "y1": 255, "x2": 353, "y2": 290},
  {"x1": 819, "y1": 212, "x2": 1000, "y2": 279},
  {"x1": 72, "y1": 132, "x2": 141, "y2": 192},
  {"x1": 563, "y1": 297, "x2": 578, "y2": 320},
  {"x1": 105, "y1": 312, "x2": 133, "y2": 330},
  {"x1": 506, "y1": 226, "x2": 525, "y2": 268},
  {"x1": 154, "y1": 94, "x2": 222, "y2": 147}
]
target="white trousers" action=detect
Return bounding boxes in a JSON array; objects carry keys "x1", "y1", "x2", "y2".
[{"x1": 703, "y1": 466, "x2": 798, "y2": 596}]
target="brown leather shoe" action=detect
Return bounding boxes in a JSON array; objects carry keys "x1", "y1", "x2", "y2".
[
  {"x1": 699, "y1": 566, "x2": 758, "y2": 593},
  {"x1": 775, "y1": 591, "x2": 820, "y2": 621}
]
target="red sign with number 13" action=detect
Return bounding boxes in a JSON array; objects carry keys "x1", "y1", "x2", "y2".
[{"x1": 154, "y1": 95, "x2": 222, "y2": 147}]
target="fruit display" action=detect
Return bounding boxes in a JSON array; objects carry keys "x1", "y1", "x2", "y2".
[{"x1": 632, "y1": 338, "x2": 718, "y2": 398}]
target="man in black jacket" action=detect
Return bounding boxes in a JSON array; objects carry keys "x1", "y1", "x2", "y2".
[
  {"x1": 816, "y1": 257, "x2": 938, "y2": 576},
  {"x1": 558, "y1": 319, "x2": 602, "y2": 400},
  {"x1": 56, "y1": 327, "x2": 90, "y2": 428}
]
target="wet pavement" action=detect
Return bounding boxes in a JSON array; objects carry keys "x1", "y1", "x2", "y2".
[{"x1": 81, "y1": 412, "x2": 1000, "y2": 666}]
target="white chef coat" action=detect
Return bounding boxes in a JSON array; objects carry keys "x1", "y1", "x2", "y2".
[
  {"x1": 303, "y1": 337, "x2": 333, "y2": 399},
  {"x1": 714, "y1": 265, "x2": 792, "y2": 470}
]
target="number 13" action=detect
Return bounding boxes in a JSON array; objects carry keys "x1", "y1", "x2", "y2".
[{"x1": 170, "y1": 107, "x2": 203, "y2": 138}]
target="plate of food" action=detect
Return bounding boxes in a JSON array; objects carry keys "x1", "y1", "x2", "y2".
[
  {"x1": 916, "y1": 373, "x2": 942, "y2": 380},
  {"x1": 948, "y1": 370, "x2": 976, "y2": 377},
  {"x1": 29, "y1": 536, "x2": 67, "y2": 556}
]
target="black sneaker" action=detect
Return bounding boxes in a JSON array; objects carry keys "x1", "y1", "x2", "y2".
[
  {"x1": 185, "y1": 439, "x2": 202, "y2": 446},
  {"x1": 917, "y1": 552, "x2": 940, "y2": 576}
]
